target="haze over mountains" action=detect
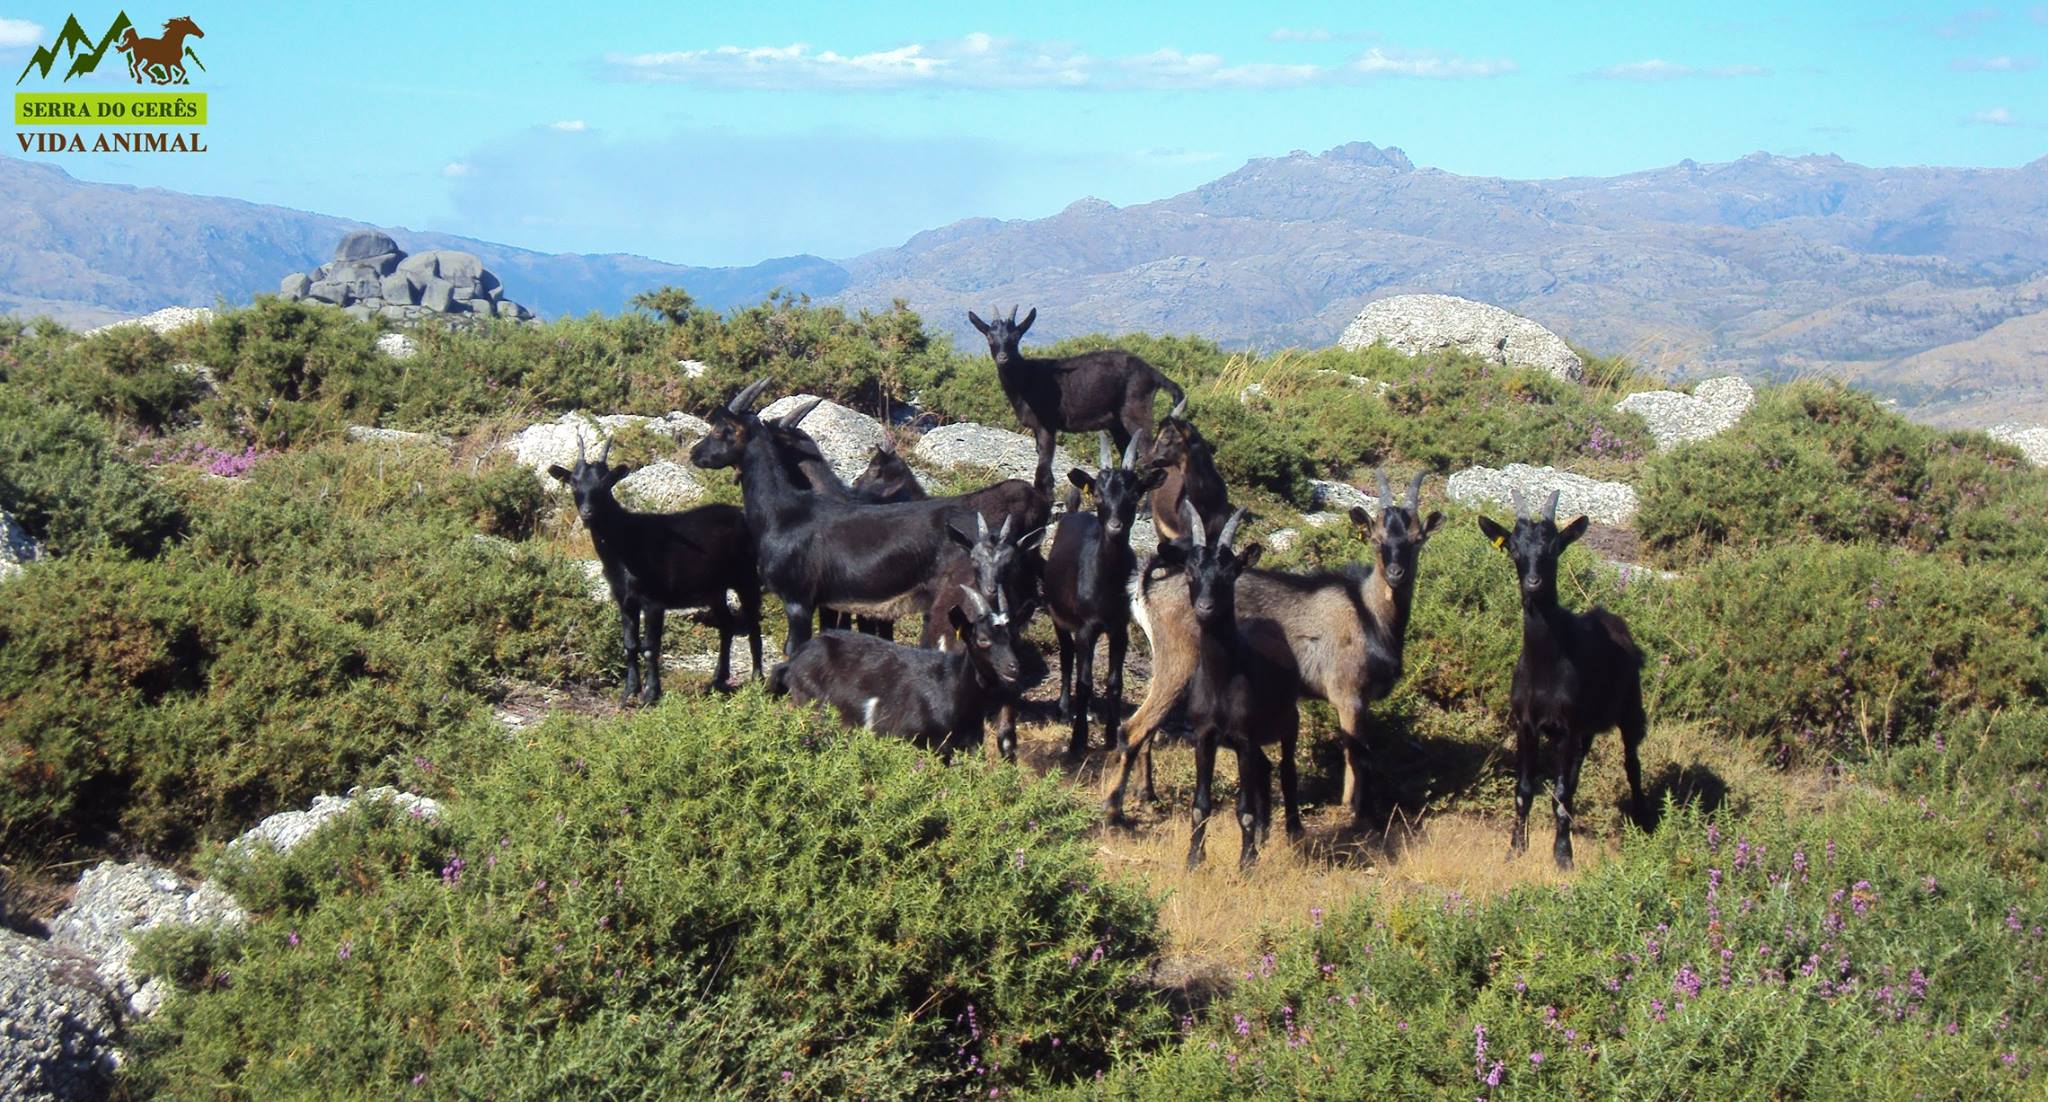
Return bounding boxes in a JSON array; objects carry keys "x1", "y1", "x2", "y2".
[{"x1": 5, "y1": 143, "x2": 2046, "y2": 426}]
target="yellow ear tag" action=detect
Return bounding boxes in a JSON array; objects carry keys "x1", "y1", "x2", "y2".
[{"x1": 1492, "y1": 536, "x2": 1507, "y2": 550}]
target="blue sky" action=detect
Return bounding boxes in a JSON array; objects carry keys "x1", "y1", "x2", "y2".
[{"x1": 4, "y1": 1, "x2": 2044, "y2": 266}]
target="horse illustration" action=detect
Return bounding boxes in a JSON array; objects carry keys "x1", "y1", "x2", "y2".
[{"x1": 115, "y1": 17, "x2": 204, "y2": 85}]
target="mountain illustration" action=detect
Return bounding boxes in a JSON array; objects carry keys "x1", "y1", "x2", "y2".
[{"x1": 14, "y1": 10, "x2": 134, "y2": 84}]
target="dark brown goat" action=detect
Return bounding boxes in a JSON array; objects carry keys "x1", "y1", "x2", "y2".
[{"x1": 1143, "y1": 408, "x2": 1230, "y2": 543}]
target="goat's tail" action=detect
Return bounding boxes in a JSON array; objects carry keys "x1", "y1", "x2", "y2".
[{"x1": 1154, "y1": 370, "x2": 1187, "y2": 420}]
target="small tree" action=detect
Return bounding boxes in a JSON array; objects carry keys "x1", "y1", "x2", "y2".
[{"x1": 630, "y1": 286, "x2": 698, "y2": 326}]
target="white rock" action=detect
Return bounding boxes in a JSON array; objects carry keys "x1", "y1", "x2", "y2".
[
  {"x1": 0, "y1": 928, "x2": 120, "y2": 1100},
  {"x1": 375, "y1": 332, "x2": 419, "y2": 360},
  {"x1": 2, "y1": 509, "x2": 41, "y2": 583},
  {"x1": 502, "y1": 410, "x2": 712, "y2": 482},
  {"x1": 345, "y1": 425, "x2": 450, "y2": 448},
  {"x1": 49, "y1": 862, "x2": 246, "y2": 1019},
  {"x1": 576, "y1": 559, "x2": 610, "y2": 602},
  {"x1": 1986, "y1": 423, "x2": 2048, "y2": 467},
  {"x1": 1309, "y1": 479, "x2": 1379, "y2": 516},
  {"x1": 1338, "y1": 294, "x2": 1583, "y2": 381},
  {"x1": 1298, "y1": 511, "x2": 1344, "y2": 528},
  {"x1": 169, "y1": 361, "x2": 216, "y2": 395},
  {"x1": 612, "y1": 460, "x2": 704, "y2": 512},
  {"x1": 228, "y1": 786, "x2": 441, "y2": 858},
  {"x1": 759, "y1": 394, "x2": 889, "y2": 483},
  {"x1": 84, "y1": 306, "x2": 214, "y2": 338},
  {"x1": 913, "y1": 423, "x2": 1076, "y2": 484},
  {"x1": 1615, "y1": 375, "x2": 1755, "y2": 451},
  {"x1": 676, "y1": 359, "x2": 710, "y2": 380},
  {"x1": 1447, "y1": 463, "x2": 1638, "y2": 526},
  {"x1": 1265, "y1": 528, "x2": 1301, "y2": 554}
]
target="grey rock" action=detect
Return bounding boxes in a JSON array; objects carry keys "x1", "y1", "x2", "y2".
[
  {"x1": 612, "y1": 460, "x2": 704, "y2": 512},
  {"x1": 83, "y1": 306, "x2": 214, "y2": 337},
  {"x1": 279, "y1": 272, "x2": 310, "y2": 299},
  {"x1": 419, "y1": 276, "x2": 453, "y2": 313},
  {"x1": 342, "y1": 303, "x2": 374, "y2": 322},
  {"x1": 345, "y1": 425, "x2": 449, "y2": 448},
  {"x1": 677, "y1": 359, "x2": 710, "y2": 380},
  {"x1": 913, "y1": 423, "x2": 1076, "y2": 484},
  {"x1": 50, "y1": 861, "x2": 246, "y2": 1018},
  {"x1": 1986, "y1": 423, "x2": 2048, "y2": 467},
  {"x1": 1337, "y1": 294, "x2": 1584, "y2": 382},
  {"x1": 1308, "y1": 479, "x2": 1379, "y2": 516},
  {"x1": 759, "y1": 394, "x2": 889, "y2": 482},
  {"x1": 375, "y1": 332, "x2": 418, "y2": 360},
  {"x1": 396, "y1": 252, "x2": 440, "y2": 283},
  {"x1": 502, "y1": 301, "x2": 533, "y2": 321},
  {"x1": 380, "y1": 272, "x2": 418, "y2": 305},
  {"x1": 502, "y1": 410, "x2": 713, "y2": 482},
  {"x1": 1447, "y1": 463, "x2": 1639, "y2": 526},
  {"x1": 333, "y1": 229, "x2": 400, "y2": 263},
  {"x1": 3, "y1": 507, "x2": 45, "y2": 583},
  {"x1": 168, "y1": 361, "x2": 215, "y2": 396},
  {"x1": 405, "y1": 250, "x2": 483, "y2": 286},
  {"x1": 305, "y1": 280, "x2": 346, "y2": 305},
  {"x1": 229, "y1": 786, "x2": 441, "y2": 858},
  {"x1": 1265, "y1": 527, "x2": 1301, "y2": 554},
  {"x1": 1298, "y1": 511, "x2": 1343, "y2": 528},
  {"x1": 0, "y1": 928, "x2": 119, "y2": 1102},
  {"x1": 1616, "y1": 375, "x2": 1755, "y2": 451}
]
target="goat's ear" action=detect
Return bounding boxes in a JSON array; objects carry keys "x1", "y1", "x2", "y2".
[
  {"x1": 1421, "y1": 510, "x2": 1445, "y2": 538},
  {"x1": 602, "y1": 465, "x2": 634, "y2": 488},
  {"x1": 1348, "y1": 505, "x2": 1374, "y2": 531},
  {"x1": 1477, "y1": 515, "x2": 1511, "y2": 548},
  {"x1": 1139, "y1": 466, "x2": 1168, "y2": 491},
  {"x1": 967, "y1": 310, "x2": 991, "y2": 335},
  {"x1": 1017, "y1": 307, "x2": 1036, "y2": 335},
  {"x1": 1237, "y1": 543, "x2": 1263, "y2": 570},
  {"x1": 1067, "y1": 468, "x2": 1095, "y2": 493},
  {"x1": 546, "y1": 465, "x2": 573, "y2": 484},
  {"x1": 1557, "y1": 515, "x2": 1590, "y2": 547},
  {"x1": 946, "y1": 523, "x2": 976, "y2": 550}
]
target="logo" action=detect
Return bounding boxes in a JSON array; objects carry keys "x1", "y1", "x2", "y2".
[{"x1": 13, "y1": 11, "x2": 209, "y2": 153}]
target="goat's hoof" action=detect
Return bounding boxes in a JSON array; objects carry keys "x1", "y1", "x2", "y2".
[{"x1": 1286, "y1": 822, "x2": 1306, "y2": 842}]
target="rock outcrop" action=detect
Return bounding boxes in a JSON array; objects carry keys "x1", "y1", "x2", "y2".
[
  {"x1": 913, "y1": 423, "x2": 1075, "y2": 484},
  {"x1": 0, "y1": 929, "x2": 119, "y2": 1102},
  {"x1": 229, "y1": 786, "x2": 441, "y2": 857},
  {"x1": 2, "y1": 508, "x2": 41, "y2": 582},
  {"x1": 612, "y1": 461, "x2": 704, "y2": 512},
  {"x1": 502, "y1": 411, "x2": 712, "y2": 484},
  {"x1": 276, "y1": 231, "x2": 534, "y2": 325},
  {"x1": 83, "y1": 305, "x2": 213, "y2": 337},
  {"x1": 49, "y1": 862, "x2": 246, "y2": 1019},
  {"x1": 759, "y1": 394, "x2": 889, "y2": 483},
  {"x1": 1447, "y1": 463, "x2": 1638, "y2": 526},
  {"x1": 1986, "y1": 423, "x2": 2048, "y2": 467},
  {"x1": 1339, "y1": 294, "x2": 1583, "y2": 382},
  {"x1": 1616, "y1": 376, "x2": 1756, "y2": 451},
  {"x1": 1308, "y1": 479, "x2": 1379, "y2": 517}
]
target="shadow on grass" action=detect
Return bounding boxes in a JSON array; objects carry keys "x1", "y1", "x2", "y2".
[{"x1": 1641, "y1": 760, "x2": 1729, "y2": 830}]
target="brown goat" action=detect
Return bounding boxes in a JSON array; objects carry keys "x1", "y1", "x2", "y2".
[
  {"x1": 1144, "y1": 407, "x2": 1231, "y2": 543},
  {"x1": 1105, "y1": 471, "x2": 1442, "y2": 828}
]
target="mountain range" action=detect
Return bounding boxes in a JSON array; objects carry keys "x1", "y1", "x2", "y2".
[{"x1": 4, "y1": 144, "x2": 2046, "y2": 426}]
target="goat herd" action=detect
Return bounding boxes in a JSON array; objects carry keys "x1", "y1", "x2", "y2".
[{"x1": 547, "y1": 307, "x2": 1650, "y2": 870}]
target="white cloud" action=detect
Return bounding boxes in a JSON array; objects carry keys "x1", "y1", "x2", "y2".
[
  {"x1": 603, "y1": 33, "x2": 1512, "y2": 90},
  {"x1": 0, "y1": 17, "x2": 44, "y2": 48},
  {"x1": 1949, "y1": 54, "x2": 2039, "y2": 71},
  {"x1": 1587, "y1": 59, "x2": 1771, "y2": 81},
  {"x1": 1968, "y1": 106, "x2": 2018, "y2": 125},
  {"x1": 548, "y1": 119, "x2": 589, "y2": 131},
  {"x1": 442, "y1": 162, "x2": 474, "y2": 177}
]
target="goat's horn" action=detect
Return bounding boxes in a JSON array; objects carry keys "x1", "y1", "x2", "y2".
[
  {"x1": 779, "y1": 396, "x2": 825, "y2": 427},
  {"x1": 1407, "y1": 469, "x2": 1426, "y2": 509},
  {"x1": 1509, "y1": 486, "x2": 1529, "y2": 519},
  {"x1": 878, "y1": 432, "x2": 896, "y2": 454},
  {"x1": 596, "y1": 433, "x2": 613, "y2": 465},
  {"x1": 996, "y1": 583, "x2": 1010, "y2": 614},
  {"x1": 1182, "y1": 499, "x2": 1206, "y2": 549},
  {"x1": 976, "y1": 510, "x2": 990, "y2": 542},
  {"x1": 1168, "y1": 395, "x2": 1187, "y2": 420},
  {"x1": 575, "y1": 431, "x2": 587, "y2": 465},
  {"x1": 1375, "y1": 468, "x2": 1393, "y2": 509},
  {"x1": 1009, "y1": 304, "x2": 1019, "y2": 322},
  {"x1": 729, "y1": 377, "x2": 770, "y2": 413},
  {"x1": 1122, "y1": 434, "x2": 1141, "y2": 471},
  {"x1": 1542, "y1": 489, "x2": 1561, "y2": 523},
  {"x1": 996, "y1": 515, "x2": 1013, "y2": 543},
  {"x1": 1098, "y1": 432, "x2": 1114, "y2": 470},
  {"x1": 959, "y1": 583, "x2": 991, "y2": 619},
  {"x1": 1218, "y1": 507, "x2": 1248, "y2": 550}
]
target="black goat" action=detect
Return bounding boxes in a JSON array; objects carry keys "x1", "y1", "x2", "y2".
[
  {"x1": 1477, "y1": 489, "x2": 1650, "y2": 870},
  {"x1": 548, "y1": 436, "x2": 763, "y2": 703},
  {"x1": 1143, "y1": 407, "x2": 1230, "y2": 543},
  {"x1": 770, "y1": 585, "x2": 1033, "y2": 760},
  {"x1": 1044, "y1": 433, "x2": 1165, "y2": 759},
  {"x1": 967, "y1": 306, "x2": 1185, "y2": 495},
  {"x1": 851, "y1": 432, "x2": 926, "y2": 504},
  {"x1": 1169, "y1": 503, "x2": 1300, "y2": 869},
  {"x1": 920, "y1": 514, "x2": 1046, "y2": 760},
  {"x1": 689, "y1": 379, "x2": 1048, "y2": 655},
  {"x1": 1110, "y1": 471, "x2": 1442, "y2": 829}
]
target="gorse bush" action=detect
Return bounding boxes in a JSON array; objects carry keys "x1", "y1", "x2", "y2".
[
  {"x1": 193, "y1": 297, "x2": 391, "y2": 447},
  {"x1": 0, "y1": 323, "x2": 205, "y2": 433},
  {"x1": 129, "y1": 701, "x2": 1168, "y2": 1099},
  {"x1": 1636, "y1": 382, "x2": 2048, "y2": 567},
  {"x1": 0, "y1": 383, "x2": 186, "y2": 557}
]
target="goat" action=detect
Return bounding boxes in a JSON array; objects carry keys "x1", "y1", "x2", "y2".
[
  {"x1": 689, "y1": 379, "x2": 1048, "y2": 655},
  {"x1": 1167, "y1": 503, "x2": 1302, "y2": 869},
  {"x1": 851, "y1": 432, "x2": 927, "y2": 505},
  {"x1": 967, "y1": 306, "x2": 1186, "y2": 495},
  {"x1": 1044, "y1": 433, "x2": 1165, "y2": 759},
  {"x1": 1477, "y1": 488, "x2": 1649, "y2": 869},
  {"x1": 1107, "y1": 471, "x2": 1442, "y2": 829},
  {"x1": 548, "y1": 436, "x2": 763, "y2": 703},
  {"x1": 919, "y1": 514, "x2": 1047, "y2": 760},
  {"x1": 1143, "y1": 407, "x2": 1230, "y2": 542},
  {"x1": 770, "y1": 585, "x2": 1033, "y2": 760},
  {"x1": 780, "y1": 406, "x2": 930, "y2": 637}
]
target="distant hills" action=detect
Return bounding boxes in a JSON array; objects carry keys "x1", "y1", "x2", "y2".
[{"x1": 5, "y1": 144, "x2": 2047, "y2": 426}]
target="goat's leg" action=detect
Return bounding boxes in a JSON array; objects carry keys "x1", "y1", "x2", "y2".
[
  {"x1": 641, "y1": 607, "x2": 666, "y2": 704},
  {"x1": 783, "y1": 598, "x2": 814, "y2": 656},
  {"x1": 1069, "y1": 626, "x2": 1100, "y2": 758},
  {"x1": 1279, "y1": 721, "x2": 1305, "y2": 841},
  {"x1": 1142, "y1": 744, "x2": 1156, "y2": 804},
  {"x1": 741, "y1": 588, "x2": 764, "y2": 681},
  {"x1": 1237, "y1": 744, "x2": 1272, "y2": 869},
  {"x1": 1508, "y1": 719, "x2": 1536, "y2": 859},
  {"x1": 1055, "y1": 627, "x2": 1076, "y2": 723},
  {"x1": 1620, "y1": 696, "x2": 1651, "y2": 831},
  {"x1": 1104, "y1": 627, "x2": 1129, "y2": 745},
  {"x1": 994, "y1": 702, "x2": 1018, "y2": 763},
  {"x1": 1032, "y1": 427, "x2": 1058, "y2": 498},
  {"x1": 1186, "y1": 729, "x2": 1218, "y2": 868},
  {"x1": 617, "y1": 603, "x2": 643, "y2": 705},
  {"x1": 706, "y1": 598, "x2": 736, "y2": 692},
  {"x1": 1336, "y1": 697, "x2": 1373, "y2": 829},
  {"x1": 1551, "y1": 729, "x2": 1583, "y2": 870},
  {"x1": 1104, "y1": 677, "x2": 1176, "y2": 820}
]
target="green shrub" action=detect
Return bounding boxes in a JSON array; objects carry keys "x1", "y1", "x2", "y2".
[
  {"x1": 0, "y1": 384, "x2": 185, "y2": 557},
  {"x1": 1067, "y1": 800, "x2": 2047, "y2": 1100},
  {"x1": 194, "y1": 297, "x2": 390, "y2": 446},
  {"x1": 1636, "y1": 382, "x2": 2048, "y2": 567},
  {"x1": 129, "y1": 701, "x2": 1167, "y2": 1099},
  {"x1": 0, "y1": 323, "x2": 204, "y2": 433}
]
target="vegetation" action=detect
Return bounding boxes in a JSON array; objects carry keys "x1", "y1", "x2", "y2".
[{"x1": 0, "y1": 293, "x2": 2042, "y2": 1096}]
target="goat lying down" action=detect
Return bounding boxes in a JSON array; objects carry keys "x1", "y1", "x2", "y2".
[{"x1": 770, "y1": 586, "x2": 1041, "y2": 759}]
